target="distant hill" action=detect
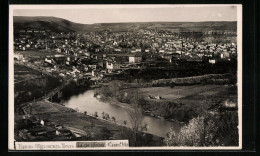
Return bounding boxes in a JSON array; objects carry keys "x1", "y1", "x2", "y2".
[
  {"x1": 13, "y1": 16, "x2": 90, "y2": 33},
  {"x1": 13, "y1": 16, "x2": 237, "y2": 33}
]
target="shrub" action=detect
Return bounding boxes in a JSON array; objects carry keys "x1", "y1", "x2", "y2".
[
  {"x1": 100, "y1": 127, "x2": 112, "y2": 140},
  {"x1": 164, "y1": 111, "x2": 238, "y2": 146}
]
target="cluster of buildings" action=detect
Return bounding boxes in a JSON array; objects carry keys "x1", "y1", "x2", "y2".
[
  {"x1": 17, "y1": 116, "x2": 86, "y2": 141},
  {"x1": 13, "y1": 28, "x2": 237, "y2": 82},
  {"x1": 14, "y1": 28, "x2": 237, "y2": 54}
]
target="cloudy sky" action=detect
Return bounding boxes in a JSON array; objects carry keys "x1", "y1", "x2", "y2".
[{"x1": 13, "y1": 5, "x2": 238, "y2": 24}]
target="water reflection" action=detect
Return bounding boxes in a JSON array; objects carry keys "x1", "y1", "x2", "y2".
[{"x1": 64, "y1": 90, "x2": 181, "y2": 137}]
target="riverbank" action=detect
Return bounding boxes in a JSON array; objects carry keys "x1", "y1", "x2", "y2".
[
  {"x1": 97, "y1": 96, "x2": 133, "y2": 110},
  {"x1": 96, "y1": 95, "x2": 182, "y2": 124},
  {"x1": 17, "y1": 98, "x2": 163, "y2": 146},
  {"x1": 60, "y1": 89, "x2": 181, "y2": 137},
  {"x1": 94, "y1": 89, "x2": 184, "y2": 123},
  {"x1": 13, "y1": 67, "x2": 163, "y2": 145},
  {"x1": 14, "y1": 73, "x2": 165, "y2": 145},
  {"x1": 94, "y1": 83, "x2": 237, "y2": 123}
]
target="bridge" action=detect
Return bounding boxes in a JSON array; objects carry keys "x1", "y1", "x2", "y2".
[
  {"x1": 16, "y1": 64, "x2": 74, "y2": 108},
  {"x1": 19, "y1": 78, "x2": 72, "y2": 109}
]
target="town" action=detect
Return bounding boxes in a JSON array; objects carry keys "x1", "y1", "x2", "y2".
[
  {"x1": 13, "y1": 19, "x2": 238, "y2": 146},
  {"x1": 14, "y1": 27, "x2": 237, "y2": 82}
]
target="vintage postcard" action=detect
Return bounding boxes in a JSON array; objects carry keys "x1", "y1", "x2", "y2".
[{"x1": 9, "y1": 4, "x2": 242, "y2": 150}]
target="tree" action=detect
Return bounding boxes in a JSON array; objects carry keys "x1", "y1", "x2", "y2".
[
  {"x1": 108, "y1": 80, "x2": 124, "y2": 99},
  {"x1": 170, "y1": 82, "x2": 175, "y2": 88},
  {"x1": 100, "y1": 127, "x2": 112, "y2": 140},
  {"x1": 95, "y1": 80, "x2": 124, "y2": 99},
  {"x1": 94, "y1": 112, "x2": 98, "y2": 118},
  {"x1": 83, "y1": 126, "x2": 92, "y2": 139},
  {"x1": 102, "y1": 112, "x2": 105, "y2": 119},
  {"x1": 84, "y1": 111, "x2": 87, "y2": 117},
  {"x1": 29, "y1": 103, "x2": 33, "y2": 115},
  {"x1": 127, "y1": 94, "x2": 147, "y2": 146},
  {"x1": 140, "y1": 123, "x2": 148, "y2": 132},
  {"x1": 217, "y1": 111, "x2": 238, "y2": 145},
  {"x1": 90, "y1": 119, "x2": 95, "y2": 129},
  {"x1": 164, "y1": 110, "x2": 238, "y2": 147},
  {"x1": 104, "y1": 113, "x2": 110, "y2": 120},
  {"x1": 111, "y1": 117, "x2": 116, "y2": 123},
  {"x1": 164, "y1": 113, "x2": 219, "y2": 146}
]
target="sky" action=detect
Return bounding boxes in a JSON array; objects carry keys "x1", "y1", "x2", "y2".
[{"x1": 12, "y1": 5, "x2": 238, "y2": 24}]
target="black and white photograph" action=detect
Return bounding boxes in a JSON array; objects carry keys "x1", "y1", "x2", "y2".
[{"x1": 8, "y1": 4, "x2": 242, "y2": 150}]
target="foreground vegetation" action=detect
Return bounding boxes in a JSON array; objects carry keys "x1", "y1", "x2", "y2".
[
  {"x1": 164, "y1": 110, "x2": 238, "y2": 146},
  {"x1": 14, "y1": 64, "x2": 62, "y2": 106}
]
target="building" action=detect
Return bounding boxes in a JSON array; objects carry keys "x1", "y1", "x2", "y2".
[
  {"x1": 88, "y1": 65, "x2": 97, "y2": 70},
  {"x1": 209, "y1": 59, "x2": 216, "y2": 64},
  {"x1": 131, "y1": 49, "x2": 142, "y2": 53},
  {"x1": 55, "y1": 48, "x2": 61, "y2": 53},
  {"x1": 159, "y1": 49, "x2": 165, "y2": 53},
  {"x1": 84, "y1": 52, "x2": 91, "y2": 58},
  {"x1": 114, "y1": 48, "x2": 122, "y2": 52},
  {"x1": 172, "y1": 53, "x2": 181, "y2": 59},
  {"x1": 44, "y1": 58, "x2": 53, "y2": 64},
  {"x1": 136, "y1": 49, "x2": 142, "y2": 52},
  {"x1": 221, "y1": 51, "x2": 230, "y2": 59},
  {"x1": 106, "y1": 61, "x2": 120, "y2": 70},
  {"x1": 145, "y1": 49, "x2": 150, "y2": 53},
  {"x1": 129, "y1": 55, "x2": 142, "y2": 63},
  {"x1": 172, "y1": 40, "x2": 183, "y2": 48},
  {"x1": 162, "y1": 54, "x2": 173, "y2": 62},
  {"x1": 14, "y1": 53, "x2": 23, "y2": 61}
]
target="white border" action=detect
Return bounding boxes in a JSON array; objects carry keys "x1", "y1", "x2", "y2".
[
  {"x1": 237, "y1": 4, "x2": 243, "y2": 150},
  {"x1": 9, "y1": 4, "x2": 243, "y2": 9},
  {"x1": 8, "y1": 4, "x2": 242, "y2": 150},
  {"x1": 9, "y1": 5, "x2": 14, "y2": 150}
]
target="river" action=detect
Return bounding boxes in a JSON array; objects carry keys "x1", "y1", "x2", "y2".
[{"x1": 64, "y1": 90, "x2": 181, "y2": 138}]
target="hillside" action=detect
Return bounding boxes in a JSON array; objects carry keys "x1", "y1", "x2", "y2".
[{"x1": 13, "y1": 16, "x2": 237, "y2": 33}]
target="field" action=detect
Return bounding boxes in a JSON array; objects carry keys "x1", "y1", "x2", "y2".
[
  {"x1": 136, "y1": 85, "x2": 226, "y2": 101},
  {"x1": 151, "y1": 73, "x2": 237, "y2": 86},
  {"x1": 23, "y1": 100, "x2": 74, "y2": 115},
  {"x1": 128, "y1": 85, "x2": 237, "y2": 104},
  {"x1": 123, "y1": 84, "x2": 237, "y2": 122},
  {"x1": 177, "y1": 85, "x2": 237, "y2": 107},
  {"x1": 14, "y1": 64, "x2": 42, "y2": 83}
]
